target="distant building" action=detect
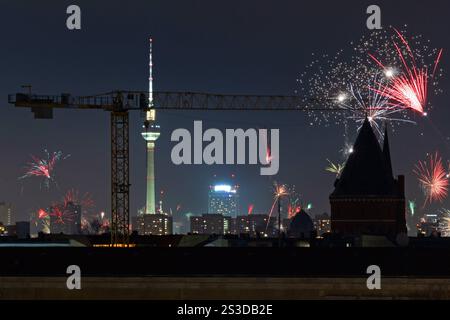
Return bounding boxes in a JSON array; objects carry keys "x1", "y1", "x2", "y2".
[
  {"x1": 191, "y1": 214, "x2": 231, "y2": 235},
  {"x1": 233, "y1": 214, "x2": 277, "y2": 237},
  {"x1": 1, "y1": 221, "x2": 30, "y2": 239},
  {"x1": 137, "y1": 214, "x2": 173, "y2": 235},
  {"x1": 0, "y1": 202, "x2": 13, "y2": 226},
  {"x1": 288, "y1": 210, "x2": 315, "y2": 238},
  {"x1": 208, "y1": 184, "x2": 239, "y2": 217},
  {"x1": 5, "y1": 225, "x2": 16, "y2": 236},
  {"x1": 330, "y1": 120, "x2": 407, "y2": 238},
  {"x1": 314, "y1": 213, "x2": 331, "y2": 235},
  {"x1": 131, "y1": 216, "x2": 139, "y2": 232},
  {"x1": 15, "y1": 221, "x2": 30, "y2": 239},
  {"x1": 281, "y1": 218, "x2": 291, "y2": 235},
  {"x1": 50, "y1": 202, "x2": 82, "y2": 235}
]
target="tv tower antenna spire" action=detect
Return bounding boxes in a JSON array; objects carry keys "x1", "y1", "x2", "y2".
[{"x1": 146, "y1": 37, "x2": 156, "y2": 124}]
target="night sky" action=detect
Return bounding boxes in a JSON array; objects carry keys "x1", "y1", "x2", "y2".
[{"x1": 1, "y1": 0, "x2": 450, "y2": 226}]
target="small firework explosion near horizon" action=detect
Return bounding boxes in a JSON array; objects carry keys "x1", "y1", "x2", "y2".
[
  {"x1": 326, "y1": 159, "x2": 345, "y2": 177},
  {"x1": 63, "y1": 189, "x2": 94, "y2": 210},
  {"x1": 19, "y1": 149, "x2": 70, "y2": 189},
  {"x1": 439, "y1": 208, "x2": 450, "y2": 237},
  {"x1": 287, "y1": 187, "x2": 302, "y2": 220},
  {"x1": 265, "y1": 183, "x2": 312, "y2": 232},
  {"x1": 32, "y1": 189, "x2": 98, "y2": 234},
  {"x1": 265, "y1": 182, "x2": 291, "y2": 232},
  {"x1": 414, "y1": 152, "x2": 449, "y2": 206},
  {"x1": 408, "y1": 200, "x2": 416, "y2": 216},
  {"x1": 247, "y1": 204, "x2": 255, "y2": 215}
]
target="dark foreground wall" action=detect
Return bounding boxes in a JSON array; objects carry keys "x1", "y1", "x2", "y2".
[
  {"x1": 1, "y1": 247, "x2": 450, "y2": 299},
  {"x1": 1, "y1": 277, "x2": 450, "y2": 300},
  {"x1": 0, "y1": 247, "x2": 449, "y2": 277}
]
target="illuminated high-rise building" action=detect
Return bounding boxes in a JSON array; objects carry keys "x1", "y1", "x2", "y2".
[
  {"x1": 0, "y1": 202, "x2": 13, "y2": 226},
  {"x1": 137, "y1": 213, "x2": 172, "y2": 235},
  {"x1": 142, "y1": 38, "x2": 160, "y2": 215},
  {"x1": 190, "y1": 214, "x2": 231, "y2": 235},
  {"x1": 208, "y1": 184, "x2": 239, "y2": 217}
]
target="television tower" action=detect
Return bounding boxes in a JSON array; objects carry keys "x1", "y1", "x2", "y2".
[{"x1": 142, "y1": 38, "x2": 160, "y2": 214}]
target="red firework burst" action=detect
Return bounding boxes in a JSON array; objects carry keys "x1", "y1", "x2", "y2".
[
  {"x1": 382, "y1": 67, "x2": 428, "y2": 114},
  {"x1": 414, "y1": 152, "x2": 449, "y2": 205},
  {"x1": 370, "y1": 28, "x2": 443, "y2": 114},
  {"x1": 19, "y1": 150, "x2": 69, "y2": 188},
  {"x1": 63, "y1": 189, "x2": 94, "y2": 209},
  {"x1": 287, "y1": 204, "x2": 301, "y2": 219},
  {"x1": 37, "y1": 208, "x2": 49, "y2": 219}
]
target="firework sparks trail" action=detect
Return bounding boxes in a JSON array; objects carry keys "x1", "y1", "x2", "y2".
[
  {"x1": 30, "y1": 208, "x2": 51, "y2": 233},
  {"x1": 408, "y1": 200, "x2": 416, "y2": 216},
  {"x1": 63, "y1": 189, "x2": 96, "y2": 232},
  {"x1": 439, "y1": 208, "x2": 450, "y2": 237},
  {"x1": 263, "y1": 146, "x2": 272, "y2": 165},
  {"x1": 48, "y1": 204, "x2": 75, "y2": 225},
  {"x1": 414, "y1": 152, "x2": 449, "y2": 206},
  {"x1": 287, "y1": 198, "x2": 301, "y2": 219},
  {"x1": 36, "y1": 189, "x2": 95, "y2": 229},
  {"x1": 38, "y1": 208, "x2": 49, "y2": 219},
  {"x1": 265, "y1": 184, "x2": 307, "y2": 232},
  {"x1": 247, "y1": 204, "x2": 254, "y2": 215},
  {"x1": 63, "y1": 189, "x2": 94, "y2": 209},
  {"x1": 369, "y1": 28, "x2": 443, "y2": 114},
  {"x1": 265, "y1": 182, "x2": 290, "y2": 233},
  {"x1": 345, "y1": 77, "x2": 416, "y2": 137},
  {"x1": 326, "y1": 159, "x2": 345, "y2": 177},
  {"x1": 298, "y1": 26, "x2": 443, "y2": 131},
  {"x1": 19, "y1": 150, "x2": 70, "y2": 188}
]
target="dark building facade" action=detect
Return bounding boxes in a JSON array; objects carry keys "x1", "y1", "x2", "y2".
[
  {"x1": 190, "y1": 214, "x2": 231, "y2": 235},
  {"x1": 137, "y1": 214, "x2": 173, "y2": 235},
  {"x1": 233, "y1": 214, "x2": 277, "y2": 237},
  {"x1": 288, "y1": 210, "x2": 315, "y2": 238},
  {"x1": 329, "y1": 119, "x2": 407, "y2": 238}
]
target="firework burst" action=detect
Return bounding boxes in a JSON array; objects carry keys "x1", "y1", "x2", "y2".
[
  {"x1": 63, "y1": 189, "x2": 94, "y2": 209},
  {"x1": 297, "y1": 26, "x2": 443, "y2": 132},
  {"x1": 414, "y1": 152, "x2": 449, "y2": 205},
  {"x1": 408, "y1": 200, "x2": 416, "y2": 216},
  {"x1": 439, "y1": 208, "x2": 450, "y2": 237},
  {"x1": 369, "y1": 28, "x2": 443, "y2": 115},
  {"x1": 265, "y1": 182, "x2": 290, "y2": 232},
  {"x1": 325, "y1": 159, "x2": 345, "y2": 177},
  {"x1": 19, "y1": 149, "x2": 70, "y2": 188},
  {"x1": 49, "y1": 203, "x2": 78, "y2": 225},
  {"x1": 247, "y1": 204, "x2": 255, "y2": 215}
]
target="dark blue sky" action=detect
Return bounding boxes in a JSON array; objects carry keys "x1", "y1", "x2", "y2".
[{"x1": 1, "y1": 0, "x2": 450, "y2": 223}]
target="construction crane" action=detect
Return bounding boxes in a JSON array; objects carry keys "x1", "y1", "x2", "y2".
[{"x1": 8, "y1": 90, "x2": 327, "y2": 245}]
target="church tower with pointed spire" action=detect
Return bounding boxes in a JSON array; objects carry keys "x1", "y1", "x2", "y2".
[{"x1": 329, "y1": 119, "x2": 407, "y2": 238}]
